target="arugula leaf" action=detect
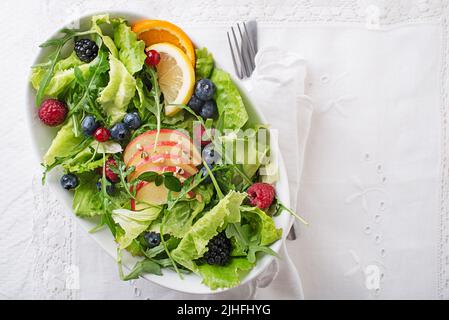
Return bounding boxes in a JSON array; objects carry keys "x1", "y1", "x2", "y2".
[
  {"x1": 34, "y1": 28, "x2": 95, "y2": 105},
  {"x1": 143, "y1": 66, "x2": 162, "y2": 151},
  {"x1": 134, "y1": 78, "x2": 158, "y2": 121},
  {"x1": 67, "y1": 51, "x2": 109, "y2": 122},
  {"x1": 122, "y1": 259, "x2": 162, "y2": 280},
  {"x1": 273, "y1": 199, "x2": 309, "y2": 225}
]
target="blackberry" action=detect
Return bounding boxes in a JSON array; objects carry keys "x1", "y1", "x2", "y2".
[
  {"x1": 74, "y1": 39, "x2": 99, "y2": 62},
  {"x1": 204, "y1": 233, "x2": 231, "y2": 266}
]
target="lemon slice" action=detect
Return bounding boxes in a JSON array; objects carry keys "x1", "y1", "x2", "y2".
[{"x1": 147, "y1": 43, "x2": 195, "y2": 116}]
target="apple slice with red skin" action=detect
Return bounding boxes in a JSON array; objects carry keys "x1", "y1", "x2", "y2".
[
  {"x1": 127, "y1": 143, "x2": 196, "y2": 171},
  {"x1": 124, "y1": 129, "x2": 201, "y2": 165},
  {"x1": 129, "y1": 155, "x2": 198, "y2": 181},
  {"x1": 127, "y1": 141, "x2": 184, "y2": 167},
  {"x1": 130, "y1": 166, "x2": 192, "y2": 208},
  {"x1": 131, "y1": 181, "x2": 172, "y2": 209}
]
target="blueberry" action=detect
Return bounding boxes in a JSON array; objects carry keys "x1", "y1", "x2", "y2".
[
  {"x1": 200, "y1": 163, "x2": 213, "y2": 183},
  {"x1": 96, "y1": 181, "x2": 115, "y2": 195},
  {"x1": 110, "y1": 122, "x2": 129, "y2": 141},
  {"x1": 144, "y1": 232, "x2": 161, "y2": 248},
  {"x1": 60, "y1": 173, "x2": 79, "y2": 190},
  {"x1": 200, "y1": 100, "x2": 218, "y2": 120},
  {"x1": 195, "y1": 79, "x2": 215, "y2": 101},
  {"x1": 187, "y1": 95, "x2": 204, "y2": 114},
  {"x1": 202, "y1": 143, "x2": 220, "y2": 165},
  {"x1": 123, "y1": 112, "x2": 141, "y2": 130},
  {"x1": 81, "y1": 115, "x2": 99, "y2": 136}
]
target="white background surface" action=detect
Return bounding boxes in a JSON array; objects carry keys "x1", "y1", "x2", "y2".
[{"x1": 1, "y1": 0, "x2": 449, "y2": 300}]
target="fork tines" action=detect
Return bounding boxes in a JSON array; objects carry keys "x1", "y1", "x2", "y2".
[{"x1": 227, "y1": 22, "x2": 257, "y2": 79}]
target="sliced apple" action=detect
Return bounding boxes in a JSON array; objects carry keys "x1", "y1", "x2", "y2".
[
  {"x1": 129, "y1": 155, "x2": 198, "y2": 181},
  {"x1": 127, "y1": 143, "x2": 192, "y2": 168},
  {"x1": 129, "y1": 164, "x2": 193, "y2": 182},
  {"x1": 131, "y1": 181, "x2": 172, "y2": 209},
  {"x1": 130, "y1": 165, "x2": 191, "y2": 207},
  {"x1": 124, "y1": 129, "x2": 201, "y2": 165}
]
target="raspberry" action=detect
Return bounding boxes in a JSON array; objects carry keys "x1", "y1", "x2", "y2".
[
  {"x1": 104, "y1": 158, "x2": 119, "y2": 183},
  {"x1": 38, "y1": 99, "x2": 68, "y2": 126},
  {"x1": 247, "y1": 182, "x2": 275, "y2": 209}
]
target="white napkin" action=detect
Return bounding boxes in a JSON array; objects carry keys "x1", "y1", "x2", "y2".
[{"x1": 285, "y1": 22, "x2": 445, "y2": 299}]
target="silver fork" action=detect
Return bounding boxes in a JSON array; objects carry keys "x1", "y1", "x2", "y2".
[{"x1": 227, "y1": 21, "x2": 257, "y2": 79}]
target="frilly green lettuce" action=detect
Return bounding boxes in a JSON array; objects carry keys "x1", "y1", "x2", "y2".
[
  {"x1": 240, "y1": 206, "x2": 282, "y2": 246},
  {"x1": 163, "y1": 185, "x2": 214, "y2": 238},
  {"x1": 171, "y1": 191, "x2": 246, "y2": 272},
  {"x1": 72, "y1": 173, "x2": 103, "y2": 217},
  {"x1": 197, "y1": 258, "x2": 254, "y2": 290},
  {"x1": 98, "y1": 54, "x2": 136, "y2": 124},
  {"x1": 195, "y1": 48, "x2": 214, "y2": 79},
  {"x1": 114, "y1": 22, "x2": 146, "y2": 75},
  {"x1": 43, "y1": 118, "x2": 84, "y2": 166},
  {"x1": 112, "y1": 207, "x2": 162, "y2": 249},
  {"x1": 30, "y1": 52, "x2": 89, "y2": 98},
  {"x1": 210, "y1": 68, "x2": 248, "y2": 130}
]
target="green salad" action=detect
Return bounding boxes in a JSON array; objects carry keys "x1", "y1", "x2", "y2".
[{"x1": 30, "y1": 14, "x2": 302, "y2": 290}]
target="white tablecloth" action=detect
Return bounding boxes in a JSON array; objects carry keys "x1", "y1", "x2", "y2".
[{"x1": 1, "y1": 0, "x2": 449, "y2": 300}]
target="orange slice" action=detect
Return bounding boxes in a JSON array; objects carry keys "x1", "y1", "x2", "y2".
[{"x1": 132, "y1": 19, "x2": 195, "y2": 67}]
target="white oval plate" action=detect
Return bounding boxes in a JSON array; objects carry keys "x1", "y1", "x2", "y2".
[{"x1": 27, "y1": 11, "x2": 293, "y2": 295}]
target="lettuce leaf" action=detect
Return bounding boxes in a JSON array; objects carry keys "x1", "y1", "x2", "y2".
[
  {"x1": 195, "y1": 48, "x2": 214, "y2": 79},
  {"x1": 43, "y1": 118, "x2": 84, "y2": 166},
  {"x1": 62, "y1": 141, "x2": 121, "y2": 173},
  {"x1": 197, "y1": 258, "x2": 254, "y2": 290},
  {"x1": 30, "y1": 52, "x2": 89, "y2": 97},
  {"x1": 90, "y1": 15, "x2": 119, "y2": 57},
  {"x1": 210, "y1": 68, "x2": 248, "y2": 130},
  {"x1": 240, "y1": 206, "x2": 282, "y2": 246},
  {"x1": 112, "y1": 207, "x2": 162, "y2": 249},
  {"x1": 98, "y1": 54, "x2": 136, "y2": 124},
  {"x1": 163, "y1": 185, "x2": 214, "y2": 238},
  {"x1": 114, "y1": 22, "x2": 146, "y2": 75},
  {"x1": 72, "y1": 173, "x2": 103, "y2": 217},
  {"x1": 171, "y1": 191, "x2": 246, "y2": 272}
]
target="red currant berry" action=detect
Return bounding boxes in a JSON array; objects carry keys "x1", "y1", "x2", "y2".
[
  {"x1": 93, "y1": 127, "x2": 110, "y2": 142},
  {"x1": 145, "y1": 49, "x2": 161, "y2": 66}
]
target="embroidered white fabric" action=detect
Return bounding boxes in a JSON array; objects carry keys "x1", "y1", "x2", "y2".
[{"x1": 1, "y1": 0, "x2": 448, "y2": 299}]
